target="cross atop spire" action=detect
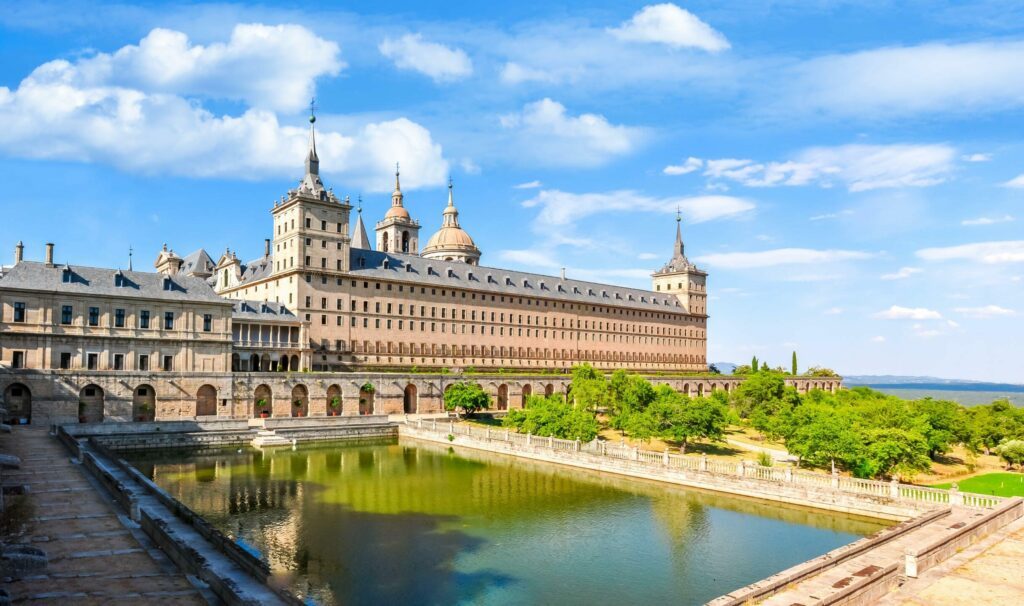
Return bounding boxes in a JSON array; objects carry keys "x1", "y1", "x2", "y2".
[
  {"x1": 305, "y1": 97, "x2": 319, "y2": 178},
  {"x1": 674, "y1": 208, "x2": 684, "y2": 259}
]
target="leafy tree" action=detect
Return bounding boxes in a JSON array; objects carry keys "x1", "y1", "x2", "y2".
[
  {"x1": 502, "y1": 394, "x2": 599, "y2": 441},
  {"x1": 751, "y1": 356, "x2": 758, "y2": 372},
  {"x1": 806, "y1": 366, "x2": 839, "y2": 377},
  {"x1": 995, "y1": 440, "x2": 1024, "y2": 469},
  {"x1": 662, "y1": 394, "x2": 728, "y2": 453},
  {"x1": 856, "y1": 428, "x2": 932, "y2": 479},
  {"x1": 910, "y1": 399, "x2": 967, "y2": 459},
  {"x1": 791, "y1": 351, "x2": 798, "y2": 375},
  {"x1": 708, "y1": 363, "x2": 721, "y2": 375},
  {"x1": 444, "y1": 382, "x2": 490, "y2": 417},
  {"x1": 569, "y1": 364, "x2": 610, "y2": 411},
  {"x1": 730, "y1": 371, "x2": 787, "y2": 419},
  {"x1": 760, "y1": 361, "x2": 769, "y2": 372},
  {"x1": 786, "y1": 403, "x2": 862, "y2": 472},
  {"x1": 731, "y1": 364, "x2": 753, "y2": 376}
]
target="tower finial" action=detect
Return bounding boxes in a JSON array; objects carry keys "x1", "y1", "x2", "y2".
[
  {"x1": 395, "y1": 162, "x2": 401, "y2": 191},
  {"x1": 357, "y1": 194, "x2": 363, "y2": 213},
  {"x1": 304, "y1": 98, "x2": 319, "y2": 177},
  {"x1": 309, "y1": 97, "x2": 317, "y2": 123},
  {"x1": 447, "y1": 177, "x2": 455, "y2": 207},
  {"x1": 674, "y1": 208, "x2": 684, "y2": 259},
  {"x1": 129, "y1": 245, "x2": 133, "y2": 271}
]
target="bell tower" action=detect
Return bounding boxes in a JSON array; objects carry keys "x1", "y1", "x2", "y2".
[
  {"x1": 651, "y1": 211, "x2": 707, "y2": 315},
  {"x1": 375, "y1": 164, "x2": 420, "y2": 254}
]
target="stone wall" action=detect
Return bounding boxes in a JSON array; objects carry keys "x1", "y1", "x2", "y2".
[{"x1": 1, "y1": 367, "x2": 841, "y2": 425}]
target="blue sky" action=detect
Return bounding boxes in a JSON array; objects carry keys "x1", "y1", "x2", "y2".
[{"x1": 1, "y1": 1, "x2": 1022, "y2": 382}]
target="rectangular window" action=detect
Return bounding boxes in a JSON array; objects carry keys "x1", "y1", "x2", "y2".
[
  {"x1": 61, "y1": 305, "x2": 73, "y2": 325},
  {"x1": 13, "y1": 302, "x2": 26, "y2": 323},
  {"x1": 203, "y1": 314, "x2": 212, "y2": 332},
  {"x1": 12, "y1": 351, "x2": 24, "y2": 368},
  {"x1": 164, "y1": 311, "x2": 174, "y2": 330},
  {"x1": 139, "y1": 354, "x2": 149, "y2": 370},
  {"x1": 321, "y1": 297, "x2": 327, "y2": 309},
  {"x1": 162, "y1": 355, "x2": 173, "y2": 371},
  {"x1": 113, "y1": 354, "x2": 124, "y2": 370},
  {"x1": 59, "y1": 352, "x2": 72, "y2": 369},
  {"x1": 114, "y1": 308, "x2": 125, "y2": 327},
  {"x1": 87, "y1": 353, "x2": 98, "y2": 370},
  {"x1": 140, "y1": 310, "x2": 150, "y2": 329}
]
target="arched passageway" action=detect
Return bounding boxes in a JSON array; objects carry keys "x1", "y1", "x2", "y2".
[
  {"x1": 254, "y1": 384, "x2": 272, "y2": 418},
  {"x1": 497, "y1": 384, "x2": 508, "y2": 411},
  {"x1": 326, "y1": 384, "x2": 342, "y2": 415},
  {"x1": 3, "y1": 383, "x2": 31, "y2": 424},
  {"x1": 521, "y1": 384, "x2": 532, "y2": 407},
  {"x1": 133, "y1": 385, "x2": 156, "y2": 422},
  {"x1": 359, "y1": 385, "x2": 375, "y2": 415},
  {"x1": 404, "y1": 384, "x2": 418, "y2": 414},
  {"x1": 196, "y1": 385, "x2": 217, "y2": 417},
  {"x1": 544, "y1": 383, "x2": 554, "y2": 397},
  {"x1": 79, "y1": 385, "x2": 104, "y2": 423},
  {"x1": 291, "y1": 384, "x2": 308, "y2": 417}
]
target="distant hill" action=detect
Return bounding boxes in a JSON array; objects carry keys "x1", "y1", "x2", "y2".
[
  {"x1": 711, "y1": 362, "x2": 737, "y2": 375},
  {"x1": 844, "y1": 375, "x2": 1024, "y2": 393}
]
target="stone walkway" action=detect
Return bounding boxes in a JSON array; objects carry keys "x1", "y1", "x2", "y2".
[
  {"x1": 879, "y1": 516, "x2": 1024, "y2": 605},
  {"x1": 2, "y1": 427, "x2": 208, "y2": 604},
  {"x1": 759, "y1": 507, "x2": 988, "y2": 605}
]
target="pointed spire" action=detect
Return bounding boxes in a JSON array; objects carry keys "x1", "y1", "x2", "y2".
[
  {"x1": 128, "y1": 245, "x2": 133, "y2": 271},
  {"x1": 442, "y1": 178, "x2": 460, "y2": 227},
  {"x1": 674, "y1": 207, "x2": 684, "y2": 259},
  {"x1": 351, "y1": 194, "x2": 372, "y2": 250},
  {"x1": 305, "y1": 97, "x2": 319, "y2": 177},
  {"x1": 394, "y1": 162, "x2": 401, "y2": 192},
  {"x1": 391, "y1": 161, "x2": 405, "y2": 208},
  {"x1": 447, "y1": 176, "x2": 454, "y2": 207}
]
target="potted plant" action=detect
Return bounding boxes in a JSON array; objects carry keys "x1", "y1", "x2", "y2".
[
  {"x1": 293, "y1": 398, "x2": 304, "y2": 417},
  {"x1": 256, "y1": 398, "x2": 270, "y2": 418},
  {"x1": 328, "y1": 396, "x2": 341, "y2": 416},
  {"x1": 136, "y1": 402, "x2": 153, "y2": 422}
]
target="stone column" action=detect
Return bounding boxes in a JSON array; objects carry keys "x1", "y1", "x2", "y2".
[
  {"x1": 831, "y1": 470, "x2": 840, "y2": 489},
  {"x1": 700, "y1": 454, "x2": 708, "y2": 472},
  {"x1": 950, "y1": 483, "x2": 963, "y2": 506},
  {"x1": 890, "y1": 477, "x2": 900, "y2": 499},
  {"x1": 784, "y1": 467, "x2": 793, "y2": 482},
  {"x1": 663, "y1": 449, "x2": 670, "y2": 466},
  {"x1": 904, "y1": 549, "x2": 919, "y2": 578}
]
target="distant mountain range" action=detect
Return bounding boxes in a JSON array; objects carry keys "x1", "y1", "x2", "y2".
[{"x1": 711, "y1": 364, "x2": 1023, "y2": 393}]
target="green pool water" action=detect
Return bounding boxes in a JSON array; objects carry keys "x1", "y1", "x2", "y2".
[{"x1": 125, "y1": 439, "x2": 888, "y2": 605}]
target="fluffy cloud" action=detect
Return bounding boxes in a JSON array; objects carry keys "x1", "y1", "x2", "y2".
[
  {"x1": 699, "y1": 144, "x2": 956, "y2": 192},
  {"x1": 873, "y1": 306, "x2": 943, "y2": 320},
  {"x1": 379, "y1": 34, "x2": 473, "y2": 82},
  {"x1": 609, "y1": 4, "x2": 729, "y2": 52},
  {"x1": 962, "y1": 153, "x2": 992, "y2": 162},
  {"x1": 663, "y1": 156, "x2": 703, "y2": 175},
  {"x1": 42, "y1": 25, "x2": 343, "y2": 112},
  {"x1": 0, "y1": 25, "x2": 448, "y2": 191},
  {"x1": 500, "y1": 62, "x2": 559, "y2": 85},
  {"x1": 500, "y1": 99, "x2": 647, "y2": 167},
  {"x1": 694, "y1": 248, "x2": 875, "y2": 269},
  {"x1": 788, "y1": 42, "x2": 1024, "y2": 117},
  {"x1": 916, "y1": 241, "x2": 1024, "y2": 264},
  {"x1": 514, "y1": 180, "x2": 542, "y2": 189},
  {"x1": 962, "y1": 215, "x2": 1015, "y2": 226},
  {"x1": 881, "y1": 267, "x2": 922, "y2": 280},
  {"x1": 1003, "y1": 174, "x2": 1024, "y2": 188},
  {"x1": 521, "y1": 190, "x2": 753, "y2": 228},
  {"x1": 954, "y1": 305, "x2": 1017, "y2": 318}
]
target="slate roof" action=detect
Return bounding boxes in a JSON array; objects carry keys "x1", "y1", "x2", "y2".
[
  {"x1": 230, "y1": 299, "x2": 302, "y2": 324},
  {"x1": 0, "y1": 261, "x2": 229, "y2": 304},
  {"x1": 181, "y1": 249, "x2": 216, "y2": 276},
  {"x1": 347, "y1": 249, "x2": 691, "y2": 314}
]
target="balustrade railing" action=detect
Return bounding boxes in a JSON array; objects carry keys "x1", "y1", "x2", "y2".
[{"x1": 405, "y1": 418, "x2": 1005, "y2": 511}]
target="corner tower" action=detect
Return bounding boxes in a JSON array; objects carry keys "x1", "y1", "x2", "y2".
[
  {"x1": 651, "y1": 211, "x2": 707, "y2": 315},
  {"x1": 375, "y1": 165, "x2": 421, "y2": 254}
]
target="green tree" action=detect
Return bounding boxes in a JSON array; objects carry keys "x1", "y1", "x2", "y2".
[
  {"x1": 731, "y1": 364, "x2": 753, "y2": 376},
  {"x1": 730, "y1": 370, "x2": 787, "y2": 419},
  {"x1": 786, "y1": 403, "x2": 862, "y2": 472},
  {"x1": 444, "y1": 382, "x2": 490, "y2": 417},
  {"x1": 662, "y1": 394, "x2": 728, "y2": 453},
  {"x1": 751, "y1": 356, "x2": 758, "y2": 372},
  {"x1": 569, "y1": 364, "x2": 610, "y2": 411},
  {"x1": 502, "y1": 394, "x2": 599, "y2": 441},
  {"x1": 609, "y1": 370, "x2": 656, "y2": 432},
  {"x1": 791, "y1": 351, "x2": 798, "y2": 375},
  {"x1": 806, "y1": 366, "x2": 839, "y2": 377},
  {"x1": 995, "y1": 440, "x2": 1024, "y2": 469},
  {"x1": 856, "y1": 428, "x2": 932, "y2": 479}
]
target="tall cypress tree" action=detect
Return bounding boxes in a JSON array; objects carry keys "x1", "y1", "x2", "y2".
[
  {"x1": 751, "y1": 355, "x2": 758, "y2": 372},
  {"x1": 792, "y1": 351, "x2": 798, "y2": 375}
]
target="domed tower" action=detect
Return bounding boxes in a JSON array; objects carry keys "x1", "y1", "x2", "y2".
[
  {"x1": 422, "y1": 179, "x2": 481, "y2": 265},
  {"x1": 375, "y1": 164, "x2": 420, "y2": 254}
]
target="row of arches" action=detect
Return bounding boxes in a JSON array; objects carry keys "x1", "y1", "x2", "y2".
[
  {"x1": 0, "y1": 382, "x2": 219, "y2": 424},
  {"x1": 232, "y1": 353, "x2": 301, "y2": 372}
]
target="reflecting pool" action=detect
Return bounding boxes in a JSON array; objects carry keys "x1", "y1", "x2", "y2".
[{"x1": 125, "y1": 439, "x2": 888, "y2": 605}]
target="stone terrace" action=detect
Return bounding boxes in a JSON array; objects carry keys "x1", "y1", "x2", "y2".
[{"x1": 2, "y1": 427, "x2": 208, "y2": 604}]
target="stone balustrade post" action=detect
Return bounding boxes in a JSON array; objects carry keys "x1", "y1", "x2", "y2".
[
  {"x1": 505, "y1": 430, "x2": 510, "y2": 442},
  {"x1": 431, "y1": 419, "x2": 436, "y2": 430},
  {"x1": 548, "y1": 436, "x2": 554, "y2": 449},
  {"x1": 831, "y1": 470, "x2": 840, "y2": 489},
  {"x1": 575, "y1": 440, "x2": 581, "y2": 452},
  {"x1": 449, "y1": 421, "x2": 454, "y2": 434},
  {"x1": 904, "y1": 549, "x2": 919, "y2": 578},
  {"x1": 784, "y1": 467, "x2": 792, "y2": 482},
  {"x1": 634, "y1": 447, "x2": 640, "y2": 461},
  {"x1": 950, "y1": 483, "x2": 963, "y2": 506},
  {"x1": 486, "y1": 428, "x2": 491, "y2": 441},
  {"x1": 700, "y1": 454, "x2": 708, "y2": 472},
  {"x1": 890, "y1": 477, "x2": 900, "y2": 499},
  {"x1": 663, "y1": 449, "x2": 670, "y2": 467},
  {"x1": 526, "y1": 432, "x2": 532, "y2": 446},
  {"x1": 601, "y1": 441, "x2": 607, "y2": 457},
  {"x1": 736, "y1": 461, "x2": 745, "y2": 477}
]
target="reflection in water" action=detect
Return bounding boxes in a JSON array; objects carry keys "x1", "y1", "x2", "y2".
[{"x1": 126, "y1": 439, "x2": 888, "y2": 606}]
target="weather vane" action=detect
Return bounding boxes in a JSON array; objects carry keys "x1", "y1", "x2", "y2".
[{"x1": 309, "y1": 97, "x2": 317, "y2": 123}]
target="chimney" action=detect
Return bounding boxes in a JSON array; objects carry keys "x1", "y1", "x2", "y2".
[
  {"x1": 264, "y1": 238, "x2": 271, "y2": 257},
  {"x1": 45, "y1": 242, "x2": 54, "y2": 267},
  {"x1": 560, "y1": 267, "x2": 566, "y2": 280},
  {"x1": 14, "y1": 241, "x2": 24, "y2": 264}
]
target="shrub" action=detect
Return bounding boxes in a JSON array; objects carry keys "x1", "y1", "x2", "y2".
[{"x1": 757, "y1": 451, "x2": 774, "y2": 467}]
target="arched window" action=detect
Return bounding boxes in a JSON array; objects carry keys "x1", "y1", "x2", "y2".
[
  {"x1": 381, "y1": 232, "x2": 389, "y2": 252},
  {"x1": 402, "y1": 230, "x2": 410, "y2": 253}
]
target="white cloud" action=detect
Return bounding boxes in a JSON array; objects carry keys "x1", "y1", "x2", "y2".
[
  {"x1": 379, "y1": 34, "x2": 472, "y2": 82},
  {"x1": 522, "y1": 189, "x2": 753, "y2": 228},
  {"x1": 954, "y1": 305, "x2": 1017, "y2": 318},
  {"x1": 1003, "y1": 174, "x2": 1024, "y2": 188},
  {"x1": 609, "y1": 4, "x2": 729, "y2": 52},
  {"x1": 962, "y1": 214, "x2": 1015, "y2": 226},
  {"x1": 500, "y1": 62, "x2": 558, "y2": 85},
  {"x1": 788, "y1": 41, "x2": 1024, "y2": 118},
  {"x1": 881, "y1": 266, "x2": 922, "y2": 280},
  {"x1": 0, "y1": 25, "x2": 448, "y2": 190},
  {"x1": 701, "y1": 144, "x2": 956, "y2": 192},
  {"x1": 873, "y1": 306, "x2": 943, "y2": 320},
  {"x1": 513, "y1": 180, "x2": 542, "y2": 189},
  {"x1": 824, "y1": 307, "x2": 844, "y2": 315},
  {"x1": 871, "y1": 335, "x2": 886, "y2": 343},
  {"x1": 810, "y1": 209, "x2": 853, "y2": 221},
  {"x1": 917, "y1": 241, "x2": 1024, "y2": 264},
  {"x1": 694, "y1": 248, "x2": 875, "y2": 269},
  {"x1": 962, "y1": 153, "x2": 992, "y2": 162},
  {"x1": 500, "y1": 99, "x2": 647, "y2": 167},
  {"x1": 913, "y1": 324, "x2": 943, "y2": 338},
  {"x1": 459, "y1": 158, "x2": 481, "y2": 174},
  {"x1": 43, "y1": 25, "x2": 343, "y2": 112},
  {"x1": 663, "y1": 156, "x2": 703, "y2": 175}
]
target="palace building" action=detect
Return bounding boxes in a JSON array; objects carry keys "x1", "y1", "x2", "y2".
[{"x1": 0, "y1": 111, "x2": 725, "y2": 424}]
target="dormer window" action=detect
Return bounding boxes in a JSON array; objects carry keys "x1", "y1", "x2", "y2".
[
  {"x1": 383, "y1": 259, "x2": 389, "y2": 269},
  {"x1": 505, "y1": 276, "x2": 513, "y2": 286},
  {"x1": 467, "y1": 272, "x2": 474, "y2": 281},
  {"x1": 62, "y1": 267, "x2": 72, "y2": 283},
  {"x1": 406, "y1": 264, "x2": 413, "y2": 273},
  {"x1": 447, "y1": 268, "x2": 454, "y2": 277},
  {"x1": 163, "y1": 277, "x2": 173, "y2": 291},
  {"x1": 358, "y1": 256, "x2": 366, "y2": 268}
]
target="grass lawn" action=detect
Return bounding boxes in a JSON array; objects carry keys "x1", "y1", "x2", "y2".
[{"x1": 930, "y1": 472, "x2": 1024, "y2": 497}]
